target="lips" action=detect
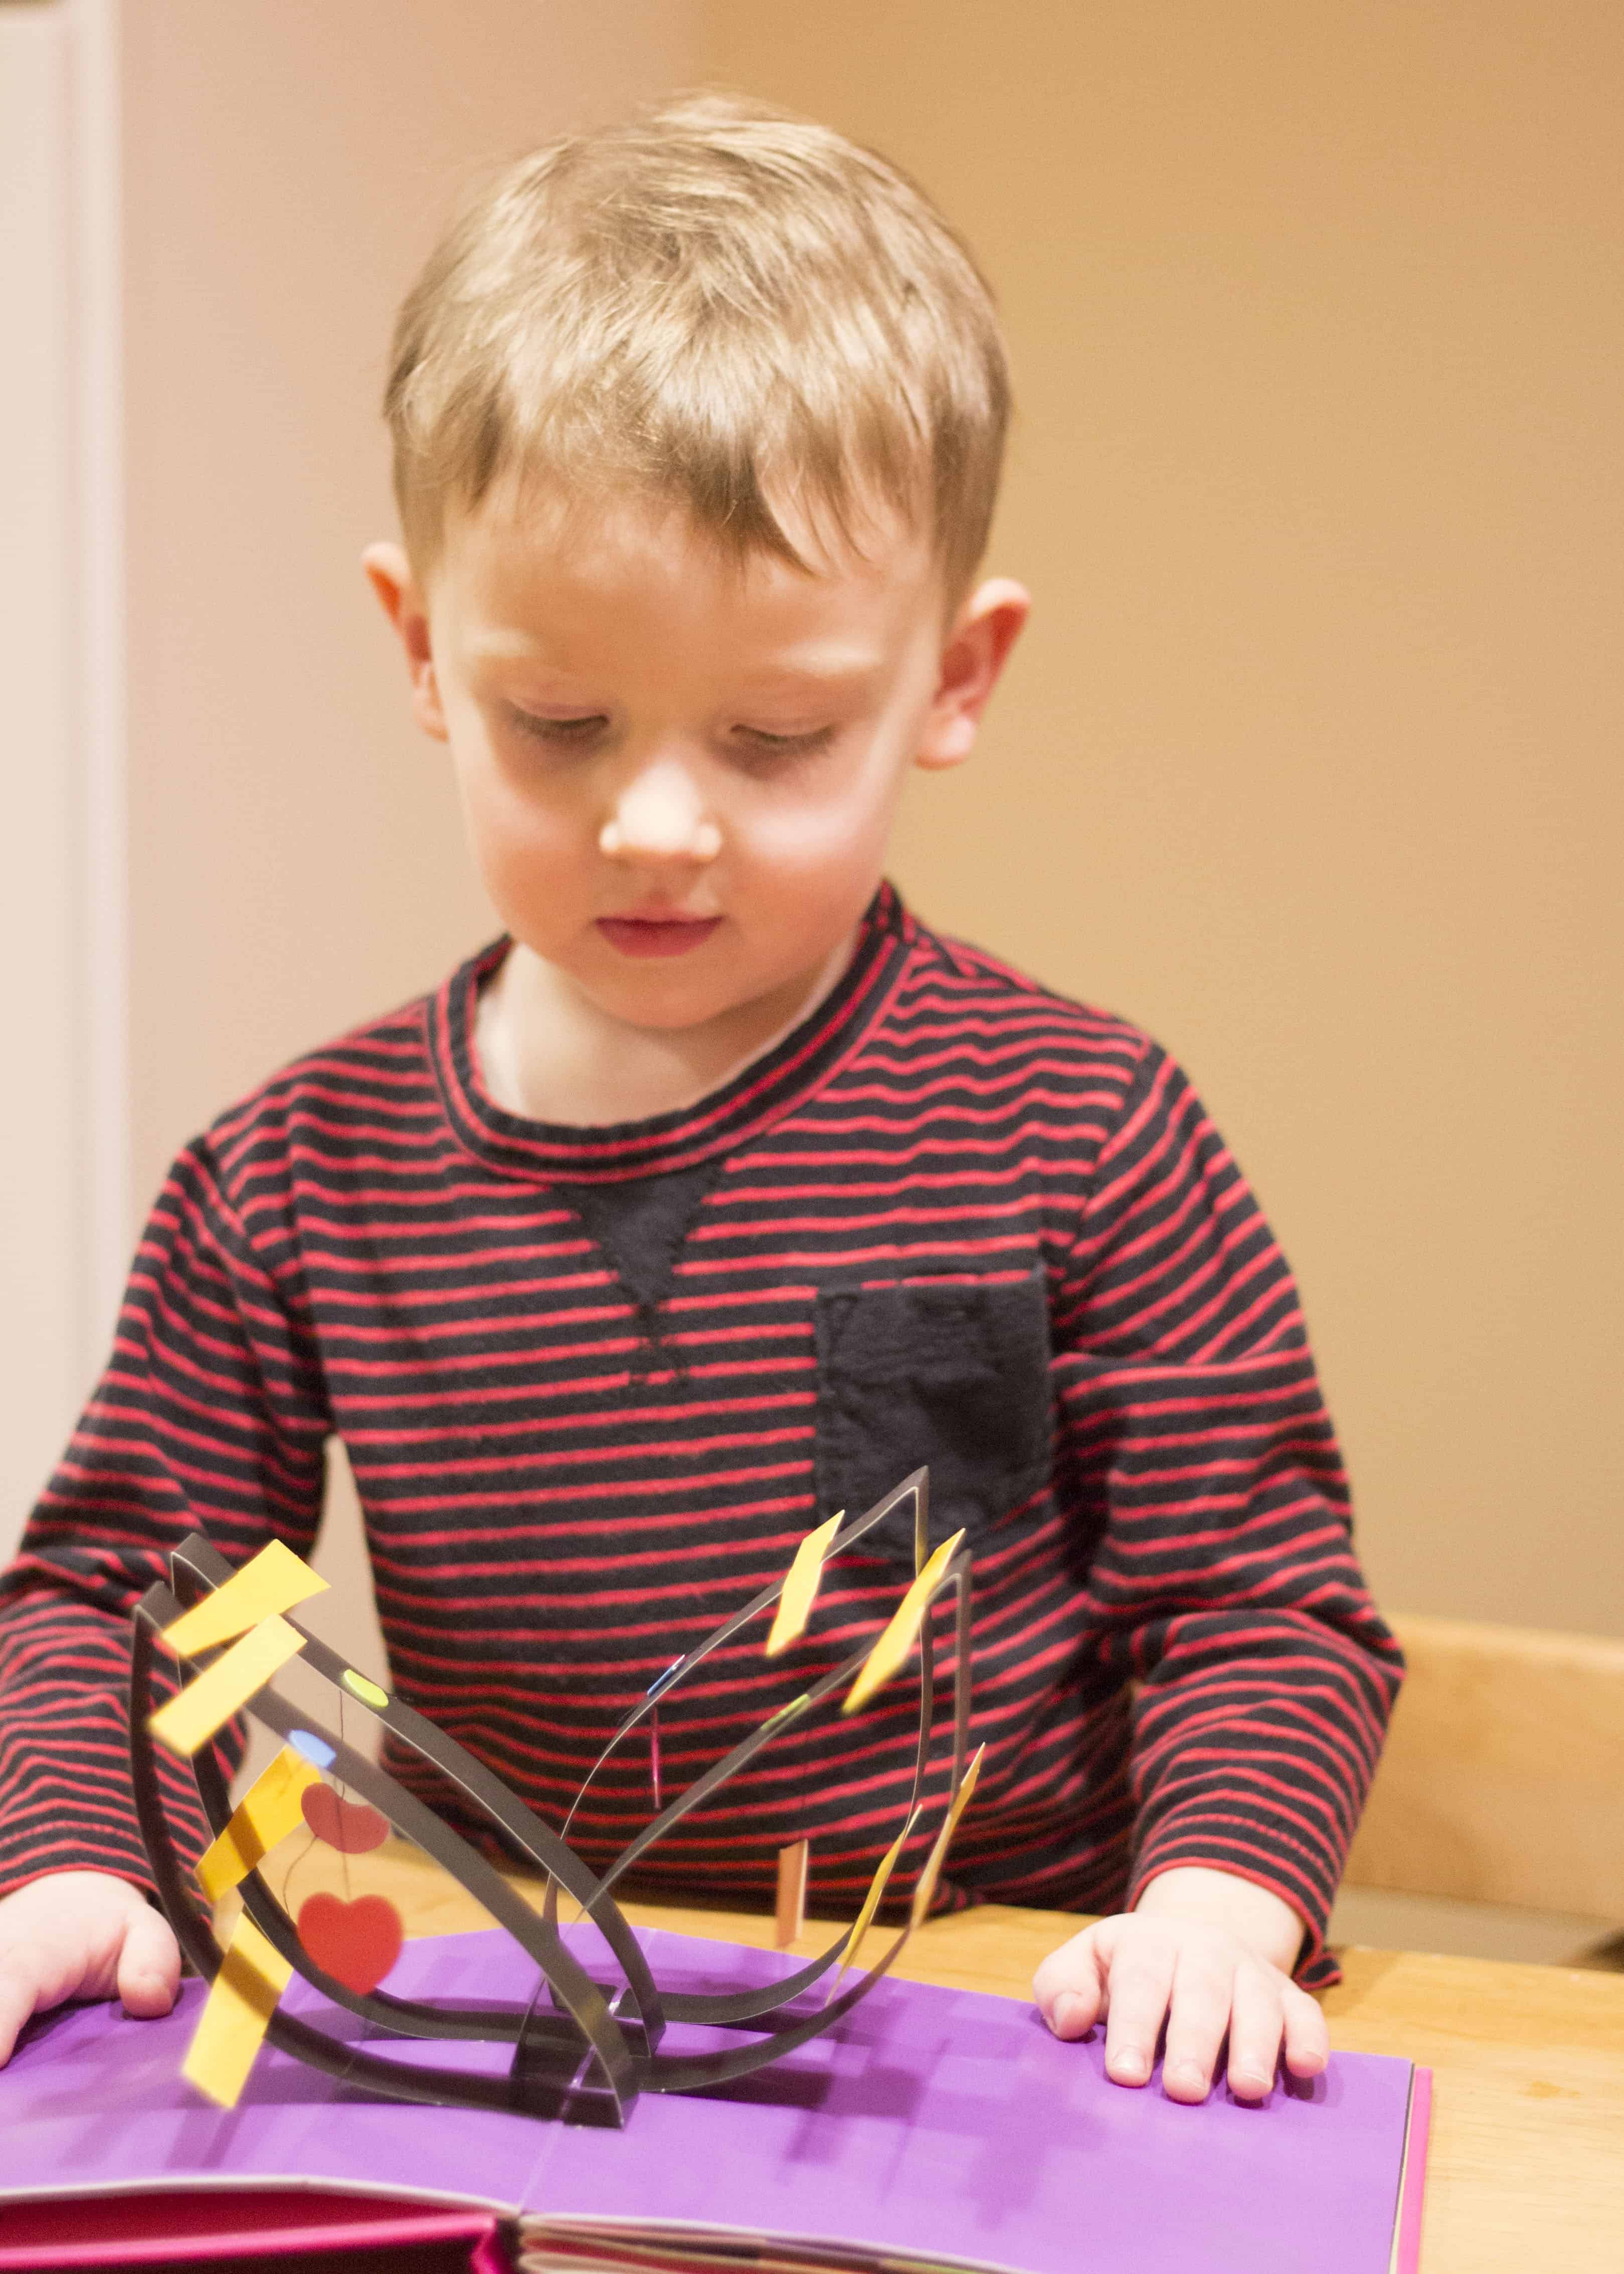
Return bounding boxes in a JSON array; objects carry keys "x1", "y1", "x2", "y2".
[{"x1": 596, "y1": 914, "x2": 724, "y2": 959}]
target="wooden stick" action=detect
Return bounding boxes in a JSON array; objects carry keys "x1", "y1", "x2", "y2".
[{"x1": 774, "y1": 1837, "x2": 810, "y2": 1948}]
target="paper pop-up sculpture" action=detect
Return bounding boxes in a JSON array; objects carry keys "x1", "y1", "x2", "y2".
[{"x1": 130, "y1": 1467, "x2": 982, "y2": 2129}]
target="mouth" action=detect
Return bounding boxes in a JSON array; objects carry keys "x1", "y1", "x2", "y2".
[{"x1": 595, "y1": 913, "x2": 725, "y2": 960}]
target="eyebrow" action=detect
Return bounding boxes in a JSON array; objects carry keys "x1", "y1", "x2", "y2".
[
  {"x1": 464, "y1": 631, "x2": 567, "y2": 663},
  {"x1": 467, "y1": 636, "x2": 889, "y2": 686},
  {"x1": 737, "y1": 646, "x2": 888, "y2": 684}
]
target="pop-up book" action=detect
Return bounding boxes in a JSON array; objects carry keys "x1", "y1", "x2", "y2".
[{"x1": 0, "y1": 1468, "x2": 1430, "y2": 2273}]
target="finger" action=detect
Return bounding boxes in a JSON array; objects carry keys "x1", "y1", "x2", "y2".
[
  {"x1": 0, "y1": 1954, "x2": 45, "y2": 2068},
  {"x1": 116, "y1": 1905, "x2": 181, "y2": 2019},
  {"x1": 1159, "y1": 1946, "x2": 1233, "y2": 2104},
  {"x1": 1225, "y1": 1961, "x2": 1286, "y2": 2100},
  {"x1": 1101, "y1": 1937, "x2": 1175, "y2": 2088},
  {"x1": 1281, "y1": 1981, "x2": 1330, "y2": 2079},
  {"x1": 1033, "y1": 1928, "x2": 1106, "y2": 2039}
]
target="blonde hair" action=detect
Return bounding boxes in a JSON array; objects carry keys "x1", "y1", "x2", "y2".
[{"x1": 385, "y1": 93, "x2": 1010, "y2": 597}]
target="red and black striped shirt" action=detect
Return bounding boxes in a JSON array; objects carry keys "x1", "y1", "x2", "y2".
[{"x1": 0, "y1": 887, "x2": 1400, "y2": 1982}]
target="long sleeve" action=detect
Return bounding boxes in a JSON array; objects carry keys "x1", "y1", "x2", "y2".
[
  {"x1": 0, "y1": 908, "x2": 1403, "y2": 1940},
  {"x1": 1052, "y1": 1043, "x2": 1402, "y2": 1983},
  {"x1": 0, "y1": 1141, "x2": 329, "y2": 1900}
]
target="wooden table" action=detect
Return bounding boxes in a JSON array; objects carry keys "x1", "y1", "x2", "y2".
[{"x1": 292, "y1": 1846, "x2": 1624, "y2": 2271}]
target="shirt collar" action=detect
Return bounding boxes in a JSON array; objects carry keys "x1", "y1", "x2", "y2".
[{"x1": 426, "y1": 882, "x2": 915, "y2": 1183}]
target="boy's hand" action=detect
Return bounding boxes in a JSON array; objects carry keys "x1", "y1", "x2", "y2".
[
  {"x1": 1031, "y1": 1865, "x2": 1328, "y2": 2103},
  {"x1": 0, "y1": 1871, "x2": 179, "y2": 2066}
]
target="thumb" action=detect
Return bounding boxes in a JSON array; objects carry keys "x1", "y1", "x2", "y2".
[
  {"x1": 1032, "y1": 1923, "x2": 1107, "y2": 2040},
  {"x1": 115, "y1": 1902, "x2": 181, "y2": 2019}
]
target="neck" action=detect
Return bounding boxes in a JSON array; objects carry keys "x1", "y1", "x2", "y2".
[{"x1": 475, "y1": 932, "x2": 858, "y2": 1129}]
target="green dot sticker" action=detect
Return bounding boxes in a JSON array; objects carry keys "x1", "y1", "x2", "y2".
[{"x1": 341, "y1": 1669, "x2": 389, "y2": 1711}]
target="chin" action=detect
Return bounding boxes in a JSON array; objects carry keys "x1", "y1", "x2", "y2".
[
  {"x1": 586, "y1": 972, "x2": 751, "y2": 1033},
  {"x1": 568, "y1": 932, "x2": 829, "y2": 1038}
]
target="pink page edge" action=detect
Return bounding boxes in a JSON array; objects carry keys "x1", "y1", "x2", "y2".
[
  {"x1": 0, "y1": 2204, "x2": 502, "y2": 2272},
  {"x1": 1393, "y1": 2066, "x2": 1433, "y2": 2274}
]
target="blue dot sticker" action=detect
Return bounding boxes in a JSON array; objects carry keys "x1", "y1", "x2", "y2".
[{"x1": 288, "y1": 1728, "x2": 336, "y2": 1770}]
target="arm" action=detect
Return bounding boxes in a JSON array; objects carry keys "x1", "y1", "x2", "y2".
[
  {"x1": 0, "y1": 1138, "x2": 329, "y2": 2058},
  {"x1": 1037, "y1": 1043, "x2": 1402, "y2": 2095}
]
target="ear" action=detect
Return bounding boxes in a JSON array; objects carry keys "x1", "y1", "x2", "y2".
[
  {"x1": 362, "y1": 541, "x2": 448, "y2": 742},
  {"x1": 914, "y1": 577, "x2": 1030, "y2": 772}
]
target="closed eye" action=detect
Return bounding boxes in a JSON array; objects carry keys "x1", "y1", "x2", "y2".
[
  {"x1": 508, "y1": 709, "x2": 608, "y2": 747},
  {"x1": 732, "y1": 724, "x2": 838, "y2": 759}
]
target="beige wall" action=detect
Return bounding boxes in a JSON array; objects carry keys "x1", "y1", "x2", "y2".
[
  {"x1": 123, "y1": 0, "x2": 695, "y2": 1202},
  {"x1": 120, "y1": 1, "x2": 696, "y2": 1671},
  {"x1": 1, "y1": 13, "x2": 82, "y2": 1543},
  {"x1": 112, "y1": 4, "x2": 1620, "y2": 1643},
  {"x1": 700, "y1": 1, "x2": 1624, "y2": 1636}
]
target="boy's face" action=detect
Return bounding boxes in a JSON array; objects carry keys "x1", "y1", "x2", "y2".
[{"x1": 366, "y1": 489, "x2": 1025, "y2": 1044}]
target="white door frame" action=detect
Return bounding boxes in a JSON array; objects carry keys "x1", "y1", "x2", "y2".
[{"x1": 0, "y1": 0, "x2": 127, "y2": 1553}]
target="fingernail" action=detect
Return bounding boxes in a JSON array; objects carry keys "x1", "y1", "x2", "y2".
[
  {"x1": 1050, "y1": 1991, "x2": 1085, "y2": 2036},
  {"x1": 1110, "y1": 2049, "x2": 1148, "y2": 2082},
  {"x1": 1233, "y1": 2067, "x2": 1271, "y2": 2097},
  {"x1": 1168, "y1": 2060, "x2": 1206, "y2": 2094}
]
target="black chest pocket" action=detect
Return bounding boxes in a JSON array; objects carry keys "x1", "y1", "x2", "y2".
[{"x1": 814, "y1": 1268, "x2": 1054, "y2": 1568}]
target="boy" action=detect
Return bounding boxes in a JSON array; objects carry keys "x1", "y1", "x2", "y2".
[{"x1": 0, "y1": 96, "x2": 1400, "y2": 2107}]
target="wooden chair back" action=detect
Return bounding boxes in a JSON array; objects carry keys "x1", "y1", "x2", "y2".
[{"x1": 1345, "y1": 1614, "x2": 1624, "y2": 1919}]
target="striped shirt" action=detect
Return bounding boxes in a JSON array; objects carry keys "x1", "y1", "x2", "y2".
[{"x1": 0, "y1": 886, "x2": 1400, "y2": 1983}]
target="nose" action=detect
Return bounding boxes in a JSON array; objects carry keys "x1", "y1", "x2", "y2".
[{"x1": 599, "y1": 759, "x2": 721, "y2": 863}]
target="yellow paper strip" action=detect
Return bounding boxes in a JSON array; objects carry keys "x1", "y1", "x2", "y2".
[
  {"x1": 161, "y1": 1537, "x2": 326, "y2": 1658},
  {"x1": 148, "y1": 1615, "x2": 305, "y2": 1758},
  {"x1": 842, "y1": 1530, "x2": 966, "y2": 1716},
  {"x1": 195, "y1": 1745, "x2": 322, "y2": 1905},
  {"x1": 765, "y1": 1512, "x2": 843, "y2": 1657},
  {"x1": 909, "y1": 1744, "x2": 987, "y2": 1927},
  {"x1": 182, "y1": 1910, "x2": 294, "y2": 2109},
  {"x1": 829, "y1": 1818, "x2": 914, "y2": 1998}
]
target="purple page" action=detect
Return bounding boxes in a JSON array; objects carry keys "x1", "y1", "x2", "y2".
[
  {"x1": 0, "y1": 1928, "x2": 1415, "y2": 2274},
  {"x1": 0, "y1": 1934, "x2": 551, "y2": 2217}
]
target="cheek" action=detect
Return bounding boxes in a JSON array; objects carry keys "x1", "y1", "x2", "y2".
[
  {"x1": 447, "y1": 731, "x2": 591, "y2": 912},
  {"x1": 733, "y1": 732, "x2": 915, "y2": 881},
  {"x1": 738, "y1": 786, "x2": 904, "y2": 894},
  {"x1": 743, "y1": 805, "x2": 887, "y2": 885}
]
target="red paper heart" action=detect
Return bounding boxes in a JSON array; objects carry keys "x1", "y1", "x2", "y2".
[
  {"x1": 300, "y1": 1782, "x2": 390, "y2": 1855},
  {"x1": 296, "y1": 1891, "x2": 403, "y2": 1997}
]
